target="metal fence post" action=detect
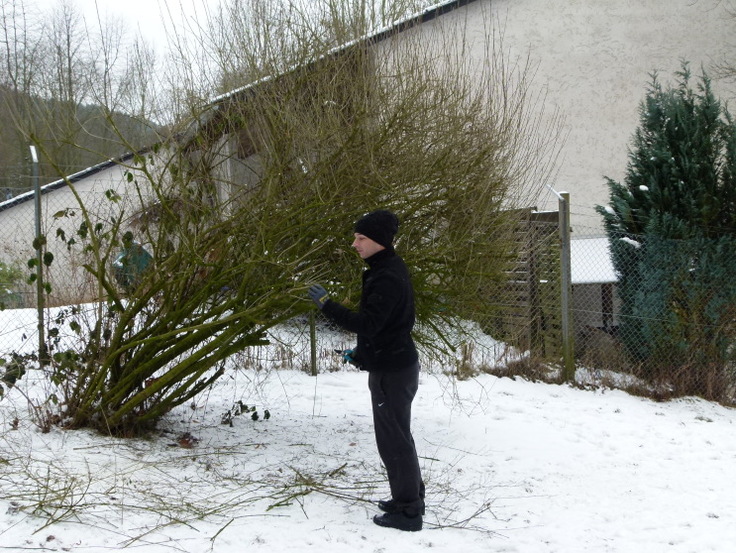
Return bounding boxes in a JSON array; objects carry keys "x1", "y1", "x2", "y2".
[
  {"x1": 30, "y1": 145, "x2": 46, "y2": 363},
  {"x1": 309, "y1": 312, "x2": 318, "y2": 376},
  {"x1": 559, "y1": 191, "x2": 575, "y2": 381}
]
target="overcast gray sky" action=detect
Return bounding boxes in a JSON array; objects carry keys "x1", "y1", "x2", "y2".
[{"x1": 34, "y1": 0, "x2": 202, "y2": 54}]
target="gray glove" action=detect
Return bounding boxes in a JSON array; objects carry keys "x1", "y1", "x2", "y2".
[{"x1": 308, "y1": 284, "x2": 329, "y2": 309}]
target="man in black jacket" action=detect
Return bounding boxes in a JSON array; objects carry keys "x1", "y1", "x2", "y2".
[{"x1": 308, "y1": 210, "x2": 424, "y2": 532}]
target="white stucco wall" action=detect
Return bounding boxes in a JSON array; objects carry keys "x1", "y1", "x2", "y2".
[{"x1": 375, "y1": 0, "x2": 733, "y2": 233}]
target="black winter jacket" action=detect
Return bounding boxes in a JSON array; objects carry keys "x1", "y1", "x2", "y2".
[{"x1": 322, "y1": 248, "x2": 418, "y2": 372}]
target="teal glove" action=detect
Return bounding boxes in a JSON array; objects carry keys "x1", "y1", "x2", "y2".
[
  {"x1": 308, "y1": 284, "x2": 328, "y2": 309},
  {"x1": 334, "y1": 348, "x2": 358, "y2": 367}
]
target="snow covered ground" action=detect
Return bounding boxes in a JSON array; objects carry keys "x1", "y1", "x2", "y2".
[{"x1": 1, "y1": 347, "x2": 735, "y2": 552}]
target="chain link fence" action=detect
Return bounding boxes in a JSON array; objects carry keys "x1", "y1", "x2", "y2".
[
  {"x1": 0, "y1": 188, "x2": 42, "y2": 358},
  {"x1": 429, "y1": 204, "x2": 736, "y2": 405},
  {"x1": 0, "y1": 159, "x2": 132, "y2": 361},
  {"x1": 572, "y1": 222, "x2": 736, "y2": 403},
  {"x1": 1, "y1": 182, "x2": 735, "y2": 404}
]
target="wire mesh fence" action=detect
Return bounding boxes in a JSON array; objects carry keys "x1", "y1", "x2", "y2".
[
  {"x1": 572, "y1": 223, "x2": 736, "y2": 403},
  {"x1": 0, "y1": 160, "x2": 131, "y2": 361},
  {"x1": 445, "y1": 209, "x2": 736, "y2": 405},
  {"x1": 0, "y1": 247, "x2": 39, "y2": 359},
  {"x1": 1, "y1": 185, "x2": 735, "y2": 405}
]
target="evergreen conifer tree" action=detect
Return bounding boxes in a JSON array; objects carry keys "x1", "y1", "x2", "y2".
[{"x1": 597, "y1": 63, "x2": 736, "y2": 400}]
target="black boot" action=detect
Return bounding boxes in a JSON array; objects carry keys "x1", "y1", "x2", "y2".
[
  {"x1": 378, "y1": 498, "x2": 425, "y2": 516},
  {"x1": 373, "y1": 511, "x2": 422, "y2": 532}
]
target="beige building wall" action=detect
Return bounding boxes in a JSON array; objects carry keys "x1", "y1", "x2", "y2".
[{"x1": 374, "y1": 0, "x2": 733, "y2": 234}]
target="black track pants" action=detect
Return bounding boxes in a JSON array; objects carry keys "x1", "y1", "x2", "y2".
[{"x1": 368, "y1": 362, "x2": 424, "y2": 516}]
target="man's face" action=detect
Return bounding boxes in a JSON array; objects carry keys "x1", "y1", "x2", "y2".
[{"x1": 352, "y1": 233, "x2": 385, "y2": 259}]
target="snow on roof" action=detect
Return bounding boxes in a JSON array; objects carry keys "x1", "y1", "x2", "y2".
[
  {"x1": 571, "y1": 236, "x2": 617, "y2": 284},
  {"x1": 0, "y1": 152, "x2": 139, "y2": 215}
]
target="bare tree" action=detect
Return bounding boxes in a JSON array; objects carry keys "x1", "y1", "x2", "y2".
[
  {"x1": 1, "y1": 0, "x2": 160, "y2": 191},
  {"x1": 35, "y1": 0, "x2": 93, "y2": 172},
  {"x1": 0, "y1": 0, "x2": 43, "y2": 192},
  {"x1": 711, "y1": 0, "x2": 736, "y2": 93}
]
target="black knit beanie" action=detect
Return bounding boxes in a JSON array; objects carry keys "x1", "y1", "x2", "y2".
[{"x1": 354, "y1": 210, "x2": 399, "y2": 248}]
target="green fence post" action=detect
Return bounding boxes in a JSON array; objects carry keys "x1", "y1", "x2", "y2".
[
  {"x1": 30, "y1": 145, "x2": 47, "y2": 364},
  {"x1": 309, "y1": 312, "x2": 318, "y2": 376}
]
